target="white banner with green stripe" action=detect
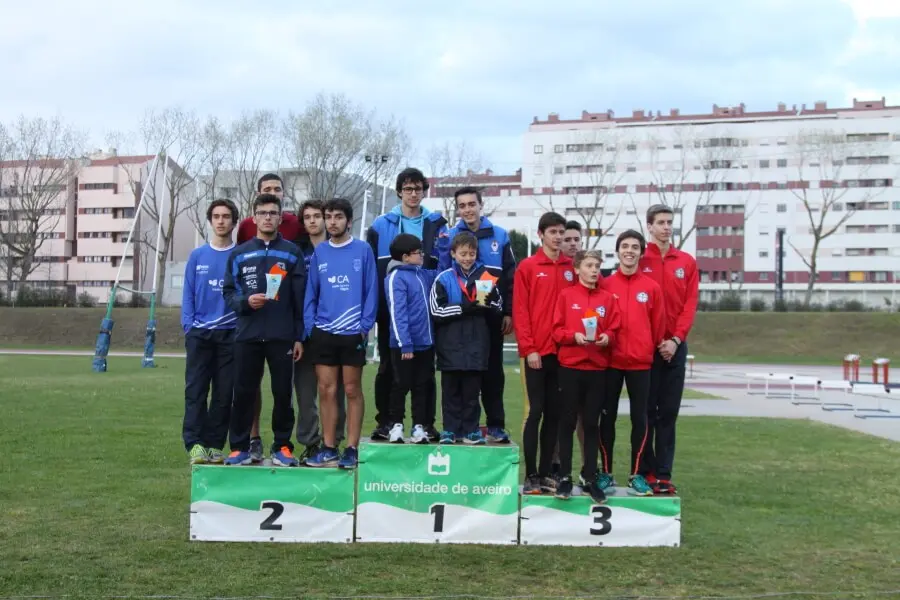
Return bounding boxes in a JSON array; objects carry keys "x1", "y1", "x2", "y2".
[
  {"x1": 190, "y1": 465, "x2": 355, "y2": 543},
  {"x1": 520, "y1": 493, "x2": 681, "y2": 547}
]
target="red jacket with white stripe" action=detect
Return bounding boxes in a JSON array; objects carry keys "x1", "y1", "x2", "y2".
[
  {"x1": 602, "y1": 270, "x2": 667, "y2": 370},
  {"x1": 551, "y1": 282, "x2": 622, "y2": 370},
  {"x1": 513, "y1": 248, "x2": 576, "y2": 357},
  {"x1": 638, "y1": 243, "x2": 699, "y2": 342}
]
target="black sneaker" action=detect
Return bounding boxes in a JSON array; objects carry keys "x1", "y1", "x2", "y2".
[
  {"x1": 555, "y1": 477, "x2": 573, "y2": 499},
  {"x1": 300, "y1": 444, "x2": 320, "y2": 465},
  {"x1": 522, "y1": 474, "x2": 542, "y2": 495},
  {"x1": 550, "y1": 462, "x2": 561, "y2": 478},
  {"x1": 539, "y1": 476, "x2": 557, "y2": 494},
  {"x1": 425, "y1": 425, "x2": 441, "y2": 442},
  {"x1": 249, "y1": 437, "x2": 264, "y2": 463},
  {"x1": 370, "y1": 425, "x2": 390, "y2": 441},
  {"x1": 586, "y1": 477, "x2": 608, "y2": 504},
  {"x1": 656, "y1": 479, "x2": 678, "y2": 495}
]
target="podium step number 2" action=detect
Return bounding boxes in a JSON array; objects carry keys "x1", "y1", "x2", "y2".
[
  {"x1": 356, "y1": 442, "x2": 520, "y2": 545},
  {"x1": 190, "y1": 465, "x2": 355, "y2": 543}
]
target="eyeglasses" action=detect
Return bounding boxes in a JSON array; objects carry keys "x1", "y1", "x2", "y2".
[
  {"x1": 401, "y1": 186, "x2": 424, "y2": 194},
  {"x1": 255, "y1": 210, "x2": 280, "y2": 218}
]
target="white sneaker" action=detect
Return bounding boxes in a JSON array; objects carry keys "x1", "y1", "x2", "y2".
[
  {"x1": 410, "y1": 424, "x2": 429, "y2": 444},
  {"x1": 389, "y1": 423, "x2": 405, "y2": 443}
]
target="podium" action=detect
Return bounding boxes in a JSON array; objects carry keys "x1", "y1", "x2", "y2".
[
  {"x1": 190, "y1": 465, "x2": 355, "y2": 543},
  {"x1": 355, "y1": 441, "x2": 519, "y2": 544},
  {"x1": 520, "y1": 489, "x2": 681, "y2": 547}
]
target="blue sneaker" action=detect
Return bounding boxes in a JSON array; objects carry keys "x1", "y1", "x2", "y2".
[
  {"x1": 224, "y1": 450, "x2": 252, "y2": 466},
  {"x1": 305, "y1": 446, "x2": 340, "y2": 468},
  {"x1": 439, "y1": 430, "x2": 456, "y2": 444},
  {"x1": 272, "y1": 446, "x2": 299, "y2": 467},
  {"x1": 463, "y1": 430, "x2": 486, "y2": 445},
  {"x1": 486, "y1": 427, "x2": 510, "y2": 443},
  {"x1": 338, "y1": 446, "x2": 358, "y2": 469}
]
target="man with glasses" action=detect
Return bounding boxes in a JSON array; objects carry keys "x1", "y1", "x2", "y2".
[
  {"x1": 367, "y1": 167, "x2": 448, "y2": 442},
  {"x1": 223, "y1": 193, "x2": 306, "y2": 466}
]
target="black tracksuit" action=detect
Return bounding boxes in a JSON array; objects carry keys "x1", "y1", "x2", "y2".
[{"x1": 223, "y1": 234, "x2": 306, "y2": 454}]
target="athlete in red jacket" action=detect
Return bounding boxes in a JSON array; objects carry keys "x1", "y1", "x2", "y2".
[
  {"x1": 636, "y1": 205, "x2": 699, "y2": 495},
  {"x1": 598, "y1": 230, "x2": 666, "y2": 497},
  {"x1": 232, "y1": 173, "x2": 308, "y2": 464},
  {"x1": 551, "y1": 249, "x2": 620, "y2": 502},
  {"x1": 513, "y1": 212, "x2": 575, "y2": 495}
]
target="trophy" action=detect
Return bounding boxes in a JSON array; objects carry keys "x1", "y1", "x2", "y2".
[
  {"x1": 582, "y1": 316, "x2": 598, "y2": 341},
  {"x1": 265, "y1": 273, "x2": 283, "y2": 300},
  {"x1": 475, "y1": 279, "x2": 494, "y2": 305}
]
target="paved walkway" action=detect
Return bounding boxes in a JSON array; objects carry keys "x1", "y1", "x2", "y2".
[{"x1": 3, "y1": 350, "x2": 898, "y2": 442}]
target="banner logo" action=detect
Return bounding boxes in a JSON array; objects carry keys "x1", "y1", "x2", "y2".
[{"x1": 427, "y1": 449, "x2": 451, "y2": 476}]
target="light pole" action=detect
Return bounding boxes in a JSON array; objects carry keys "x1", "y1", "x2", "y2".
[{"x1": 365, "y1": 154, "x2": 389, "y2": 219}]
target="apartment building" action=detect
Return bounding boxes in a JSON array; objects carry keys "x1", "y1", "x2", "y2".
[
  {"x1": 423, "y1": 98, "x2": 900, "y2": 307},
  {"x1": 0, "y1": 149, "x2": 195, "y2": 303}
]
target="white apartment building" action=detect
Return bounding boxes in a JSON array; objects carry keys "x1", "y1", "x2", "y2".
[
  {"x1": 0, "y1": 149, "x2": 196, "y2": 303},
  {"x1": 424, "y1": 98, "x2": 900, "y2": 307}
]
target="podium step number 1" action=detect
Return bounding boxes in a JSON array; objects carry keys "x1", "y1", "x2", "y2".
[
  {"x1": 190, "y1": 465, "x2": 355, "y2": 543},
  {"x1": 356, "y1": 442, "x2": 520, "y2": 545}
]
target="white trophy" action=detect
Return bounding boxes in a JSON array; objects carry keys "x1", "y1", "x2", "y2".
[
  {"x1": 264, "y1": 273, "x2": 283, "y2": 300},
  {"x1": 582, "y1": 316, "x2": 597, "y2": 341}
]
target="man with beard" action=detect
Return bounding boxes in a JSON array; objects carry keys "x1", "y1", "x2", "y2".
[{"x1": 304, "y1": 198, "x2": 378, "y2": 469}]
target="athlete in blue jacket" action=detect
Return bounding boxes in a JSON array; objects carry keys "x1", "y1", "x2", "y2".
[
  {"x1": 438, "y1": 187, "x2": 516, "y2": 443},
  {"x1": 222, "y1": 194, "x2": 306, "y2": 467},
  {"x1": 305, "y1": 198, "x2": 378, "y2": 469},
  {"x1": 181, "y1": 199, "x2": 239, "y2": 465},
  {"x1": 367, "y1": 167, "x2": 447, "y2": 442},
  {"x1": 384, "y1": 233, "x2": 436, "y2": 444}
]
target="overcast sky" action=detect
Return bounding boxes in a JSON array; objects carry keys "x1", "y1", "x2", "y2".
[{"x1": 2, "y1": 0, "x2": 897, "y2": 171}]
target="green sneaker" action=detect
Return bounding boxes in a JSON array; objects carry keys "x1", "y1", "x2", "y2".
[
  {"x1": 189, "y1": 444, "x2": 208, "y2": 465},
  {"x1": 628, "y1": 474, "x2": 654, "y2": 496},
  {"x1": 206, "y1": 448, "x2": 225, "y2": 464},
  {"x1": 597, "y1": 472, "x2": 616, "y2": 493}
]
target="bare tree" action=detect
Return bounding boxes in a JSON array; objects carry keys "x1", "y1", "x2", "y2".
[
  {"x1": 425, "y1": 140, "x2": 500, "y2": 221},
  {"x1": 227, "y1": 110, "x2": 279, "y2": 217},
  {"x1": 189, "y1": 117, "x2": 231, "y2": 242},
  {"x1": 787, "y1": 130, "x2": 891, "y2": 305},
  {"x1": 630, "y1": 127, "x2": 741, "y2": 249},
  {"x1": 0, "y1": 116, "x2": 83, "y2": 298},
  {"x1": 282, "y1": 92, "x2": 409, "y2": 209},
  {"x1": 549, "y1": 131, "x2": 626, "y2": 249},
  {"x1": 109, "y1": 107, "x2": 204, "y2": 296}
]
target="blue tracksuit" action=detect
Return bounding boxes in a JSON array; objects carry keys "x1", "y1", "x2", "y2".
[
  {"x1": 439, "y1": 216, "x2": 516, "y2": 316},
  {"x1": 384, "y1": 260, "x2": 435, "y2": 351},
  {"x1": 181, "y1": 243, "x2": 237, "y2": 332},
  {"x1": 304, "y1": 237, "x2": 379, "y2": 338}
]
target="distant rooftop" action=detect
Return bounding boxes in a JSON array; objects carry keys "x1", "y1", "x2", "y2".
[{"x1": 531, "y1": 97, "x2": 898, "y2": 126}]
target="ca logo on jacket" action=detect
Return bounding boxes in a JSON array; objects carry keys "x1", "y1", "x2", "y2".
[
  {"x1": 636, "y1": 292, "x2": 649, "y2": 303},
  {"x1": 564, "y1": 271, "x2": 573, "y2": 281},
  {"x1": 675, "y1": 268, "x2": 685, "y2": 279},
  {"x1": 597, "y1": 306, "x2": 606, "y2": 317}
]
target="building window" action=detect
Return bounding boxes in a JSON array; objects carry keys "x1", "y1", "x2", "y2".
[
  {"x1": 776, "y1": 204, "x2": 787, "y2": 213},
  {"x1": 553, "y1": 166, "x2": 564, "y2": 174},
  {"x1": 554, "y1": 145, "x2": 564, "y2": 153},
  {"x1": 759, "y1": 273, "x2": 770, "y2": 281},
  {"x1": 506, "y1": 211, "x2": 517, "y2": 217},
  {"x1": 533, "y1": 145, "x2": 543, "y2": 154},
  {"x1": 759, "y1": 250, "x2": 769, "y2": 258},
  {"x1": 626, "y1": 165, "x2": 636, "y2": 172},
  {"x1": 777, "y1": 159, "x2": 787, "y2": 168},
  {"x1": 626, "y1": 144, "x2": 637, "y2": 151},
  {"x1": 759, "y1": 160, "x2": 770, "y2": 168}
]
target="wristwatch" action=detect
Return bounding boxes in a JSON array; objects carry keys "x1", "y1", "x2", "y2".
[{"x1": 672, "y1": 336, "x2": 682, "y2": 346}]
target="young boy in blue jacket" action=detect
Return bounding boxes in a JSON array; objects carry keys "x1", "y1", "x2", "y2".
[
  {"x1": 429, "y1": 231, "x2": 502, "y2": 445},
  {"x1": 385, "y1": 234, "x2": 436, "y2": 444}
]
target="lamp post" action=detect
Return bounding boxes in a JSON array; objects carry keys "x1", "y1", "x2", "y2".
[{"x1": 365, "y1": 154, "x2": 389, "y2": 219}]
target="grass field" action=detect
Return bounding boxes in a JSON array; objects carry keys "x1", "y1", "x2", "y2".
[
  {"x1": 1, "y1": 355, "x2": 899, "y2": 599},
  {"x1": 1, "y1": 308, "x2": 899, "y2": 365}
]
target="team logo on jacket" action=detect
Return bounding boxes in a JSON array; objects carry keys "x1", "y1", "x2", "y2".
[
  {"x1": 675, "y1": 268, "x2": 685, "y2": 279},
  {"x1": 277, "y1": 262, "x2": 286, "y2": 271},
  {"x1": 318, "y1": 262, "x2": 328, "y2": 272},
  {"x1": 571, "y1": 303, "x2": 582, "y2": 310},
  {"x1": 597, "y1": 306, "x2": 606, "y2": 317},
  {"x1": 242, "y1": 265, "x2": 256, "y2": 275},
  {"x1": 490, "y1": 240, "x2": 499, "y2": 253},
  {"x1": 636, "y1": 292, "x2": 649, "y2": 303},
  {"x1": 563, "y1": 270, "x2": 573, "y2": 281},
  {"x1": 643, "y1": 267, "x2": 652, "y2": 273},
  {"x1": 352, "y1": 258, "x2": 362, "y2": 272}
]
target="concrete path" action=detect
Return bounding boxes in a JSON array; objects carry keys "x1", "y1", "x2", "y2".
[{"x1": 3, "y1": 350, "x2": 898, "y2": 442}]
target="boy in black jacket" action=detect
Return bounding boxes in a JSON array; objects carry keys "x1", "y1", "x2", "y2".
[
  {"x1": 223, "y1": 194, "x2": 306, "y2": 467},
  {"x1": 429, "y1": 232, "x2": 501, "y2": 445}
]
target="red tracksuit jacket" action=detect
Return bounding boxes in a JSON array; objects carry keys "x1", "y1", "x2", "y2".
[
  {"x1": 551, "y1": 282, "x2": 622, "y2": 370},
  {"x1": 236, "y1": 212, "x2": 304, "y2": 244},
  {"x1": 638, "y1": 243, "x2": 699, "y2": 341},
  {"x1": 513, "y1": 248, "x2": 576, "y2": 358},
  {"x1": 602, "y1": 270, "x2": 667, "y2": 370}
]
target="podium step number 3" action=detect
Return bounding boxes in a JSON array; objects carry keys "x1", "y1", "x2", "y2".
[
  {"x1": 190, "y1": 465, "x2": 355, "y2": 543},
  {"x1": 520, "y1": 493, "x2": 681, "y2": 547},
  {"x1": 355, "y1": 442, "x2": 520, "y2": 545}
]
